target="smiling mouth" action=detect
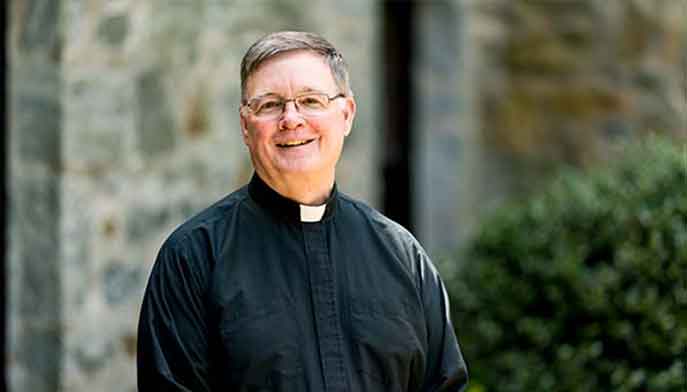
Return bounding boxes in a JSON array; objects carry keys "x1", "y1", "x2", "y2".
[{"x1": 276, "y1": 139, "x2": 316, "y2": 148}]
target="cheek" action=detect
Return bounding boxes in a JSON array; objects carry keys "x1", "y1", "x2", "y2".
[
  {"x1": 247, "y1": 125, "x2": 275, "y2": 147},
  {"x1": 309, "y1": 118, "x2": 344, "y2": 141}
]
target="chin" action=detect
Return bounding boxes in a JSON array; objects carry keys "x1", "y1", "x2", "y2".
[
  {"x1": 274, "y1": 157, "x2": 324, "y2": 174},
  {"x1": 277, "y1": 166, "x2": 322, "y2": 176}
]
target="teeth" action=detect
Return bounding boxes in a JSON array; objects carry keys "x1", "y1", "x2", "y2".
[{"x1": 280, "y1": 140, "x2": 309, "y2": 146}]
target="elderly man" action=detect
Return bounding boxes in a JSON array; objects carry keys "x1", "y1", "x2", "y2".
[{"x1": 137, "y1": 31, "x2": 468, "y2": 391}]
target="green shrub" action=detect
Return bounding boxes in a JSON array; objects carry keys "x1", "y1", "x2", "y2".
[{"x1": 449, "y1": 137, "x2": 687, "y2": 391}]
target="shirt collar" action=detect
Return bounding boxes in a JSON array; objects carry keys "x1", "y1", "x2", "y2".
[{"x1": 247, "y1": 173, "x2": 337, "y2": 223}]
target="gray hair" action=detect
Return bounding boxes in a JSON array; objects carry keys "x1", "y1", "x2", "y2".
[{"x1": 240, "y1": 31, "x2": 352, "y2": 100}]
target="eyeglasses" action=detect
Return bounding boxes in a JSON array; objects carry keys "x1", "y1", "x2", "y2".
[{"x1": 241, "y1": 92, "x2": 345, "y2": 120}]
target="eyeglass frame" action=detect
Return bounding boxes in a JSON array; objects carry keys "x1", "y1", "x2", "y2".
[{"x1": 240, "y1": 92, "x2": 347, "y2": 119}]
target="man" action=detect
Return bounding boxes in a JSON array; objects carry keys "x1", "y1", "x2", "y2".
[{"x1": 137, "y1": 31, "x2": 468, "y2": 391}]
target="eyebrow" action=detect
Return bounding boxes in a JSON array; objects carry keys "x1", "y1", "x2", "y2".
[
  {"x1": 246, "y1": 92, "x2": 278, "y2": 102},
  {"x1": 248, "y1": 88, "x2": 328, "y2": 101}
]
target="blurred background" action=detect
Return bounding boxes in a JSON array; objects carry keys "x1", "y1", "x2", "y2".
[{"x1": 4, "y1": 0, "x2": 687, "y2": 391}]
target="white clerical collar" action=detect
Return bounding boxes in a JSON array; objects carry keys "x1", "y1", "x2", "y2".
[
  {"x1": 248, "y1": 174, "x2": 337, "y2": 223},
  {"x1": 300, "y1": 204, "x2": 327, "y2": 222}
]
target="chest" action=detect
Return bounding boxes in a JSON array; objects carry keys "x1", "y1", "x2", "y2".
[{"x1": 206, "y1": 224, "x2": 426, "y2": 390}]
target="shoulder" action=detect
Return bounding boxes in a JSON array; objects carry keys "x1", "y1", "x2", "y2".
[
  {"x1": 338, "y1": 195, "x2": 447, "y2": 299},
  {"x1": 337, "y1": 193, "x2": 427, "y2": 271},
  {"x1": 338, "y1": 193, "x2": 419, "y2": 244},
  {"x1": 160, "y1": 185, "x2": 250, "y2": 257}
]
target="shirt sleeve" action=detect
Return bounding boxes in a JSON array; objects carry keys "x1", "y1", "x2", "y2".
[
  {"x1": 418, "y1": 249, "x2": 469, "y2": 392},
  {"x1": 137, "y1": 236, "x2": 212, "y2": 392}
]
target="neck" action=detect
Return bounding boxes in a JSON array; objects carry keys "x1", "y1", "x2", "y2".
[{"x1": 256, "y1": 170, "x2": 335, "y2": 205}]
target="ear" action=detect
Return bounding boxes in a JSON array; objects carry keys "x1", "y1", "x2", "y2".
[
  {"x1": 240, "y1": 109, "x2": 251, "y2": 145},
  {"x1": 341, "y1": 96, "x2": 356, "y2": 137}
]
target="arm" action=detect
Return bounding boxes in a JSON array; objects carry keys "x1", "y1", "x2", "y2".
[
  {"x1": 418, "y1": 251, "x2": 469, "y2": 392},
  {"x1": 137, "y1": 236, "x2": 212, "y2": 391}
]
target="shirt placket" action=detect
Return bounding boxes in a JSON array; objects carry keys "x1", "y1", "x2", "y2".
[{"x1": 303, "y1": 223, "x2": 348, "y2": 392}]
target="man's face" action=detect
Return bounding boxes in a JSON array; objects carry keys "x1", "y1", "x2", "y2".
[{"x1": 240, "y1": 50, "x2": 356, "y2": 183}]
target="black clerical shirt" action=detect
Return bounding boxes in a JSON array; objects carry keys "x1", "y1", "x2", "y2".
[{"x1": 137, "y1": 174, "x2": 468, "y2": 391}]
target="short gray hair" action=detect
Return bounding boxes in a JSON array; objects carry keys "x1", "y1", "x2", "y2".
[{"x1": 240, "y1": 31, "x2": 352, "y2": 100}]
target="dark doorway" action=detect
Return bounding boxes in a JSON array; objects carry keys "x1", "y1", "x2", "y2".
[{"x1": 381, "y1": 1, "x2": 415, "y2": 233}]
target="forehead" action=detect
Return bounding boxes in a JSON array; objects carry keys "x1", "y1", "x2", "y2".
[{"x1": 245, "y1": 50, "x2": 338, "y2": 98}]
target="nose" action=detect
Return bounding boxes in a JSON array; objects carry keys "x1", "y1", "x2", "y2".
[{"x1": 278, "y1": 101, "x2": 304, "y2": 130}]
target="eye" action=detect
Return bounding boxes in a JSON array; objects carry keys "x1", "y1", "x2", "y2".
[
  {"x1": 297, "y1": 95, "x2": 327, "y2": 109},
  {"x1": 254, "y1": 98, "x2": 283, "y2": 114}
]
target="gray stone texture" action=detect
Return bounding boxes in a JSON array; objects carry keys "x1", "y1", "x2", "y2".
[
  {"x1": 8, "y1": 170, "x2": 62, "y2": 392},
  {"x1": 136, "y1": 68, "x2": 177, "y2": 158},
  {"x1": 10, "y1": 1, "x2": 378, "y2": 391},
  {"x1": 450, "y1": 0, "x2": 687, "y2": 261},
  {"x1": 8, "y1": 1, "x2": 63, "y2": 392},
  {"x1": 15, "y1": 0, "x2": 61, "y2": 56},
  {"x1": 8, "y1": 0, "x2": 687, "y2": 391},
  {"x1": 414, "y1": 0, "x2": 464, "y2": 260},
  {"x1": 11, "y1": 62, "x2": 61, "y2": 168},
  {"x1": 97, "y1": 14, "x2": 129, "y2": 46}
]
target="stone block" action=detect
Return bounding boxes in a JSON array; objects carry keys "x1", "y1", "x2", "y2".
[
  {"x1": 103, "y1": 262, "x2": 144, "y2": 306},
  {"x1": 126, "y1": 204, "x2": 172, "y2": 243},
  {"x1": 63, "y1": 73, "x2": 135, "y2": 169},
  {"x1": 11, "y1": 172, "x2": 61, "y2": 311},
  {"x1": 14, "y1": 0, "x2": 61, "y2": 57},
  {"x1": 136, "y1": 69, "x2": 176, "y2": 158},
  {"x1": 11, "y1": 73, "x2": 61, "y2": 168},
  {"x1": 61, "y1": 174, "x2": 96, "y2": 311},
  {"x1": 73, "y1": 335, "x2": 114, "y2": 374},
  {"x1": 8, "y1": 171, "x2": 62, "y2": 392},
  {"x1": 10, "y1": 319, "x2": 61, "y2": 392},
  {"x1": 97, "y1": 14, "x2": 129, "y2": 46}
]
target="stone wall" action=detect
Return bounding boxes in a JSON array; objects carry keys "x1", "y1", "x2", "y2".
[
  {"x1": 9, "y1": 1, "x2": 377, "y2": 391},
  {"x1": 8, "y1": 1, "x2": 63, "y2": 391},
  {"x1": 8, "y1": 0, "x2": 687, "y2": 391},
  {"x1": 453, "y1": 0, "x2": 687, "y2": 251}
]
